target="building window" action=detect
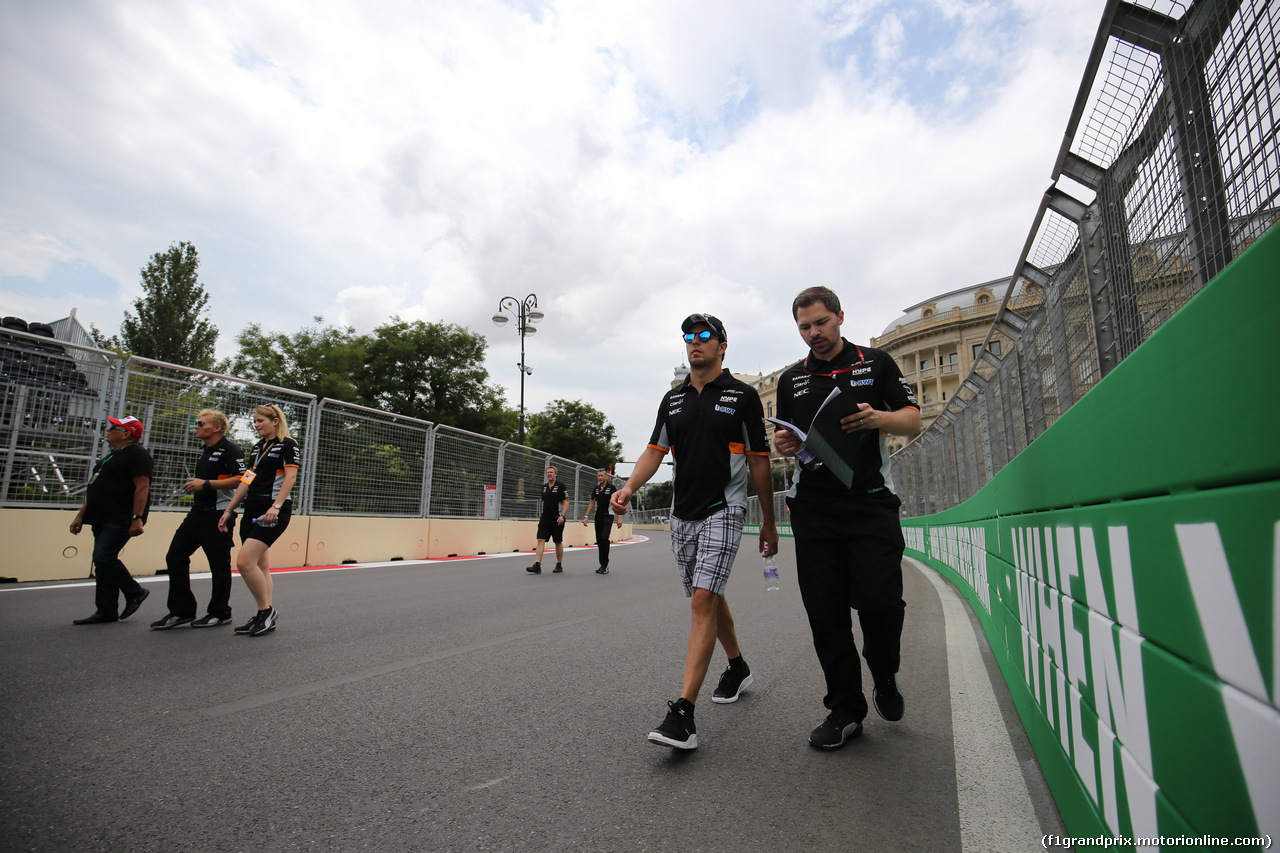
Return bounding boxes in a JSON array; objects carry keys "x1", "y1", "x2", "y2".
[
  {"x1": 767, "y1": 402, "x2": 773, "y2": 417},
  {"x1": 972, "y1": 340, "x2": 1003, "y2": 360},
  {"x1": 920, "y1": 357, "x2": 933, "y2": 370}
]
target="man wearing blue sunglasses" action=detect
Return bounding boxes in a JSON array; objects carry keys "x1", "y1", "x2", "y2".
[{"x1": 612, "y1": 313, "x2": 778, "y2": 750}]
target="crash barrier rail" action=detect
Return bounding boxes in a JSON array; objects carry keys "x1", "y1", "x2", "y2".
[
  {"x1": 743, "y1": 0, "x2": 1278, "y2": 843},
  {"x1": 903, "y1": 226, "x2": 1278, "y2": 845},
  {"x1": 0, "y1": 338, "x2": 605, "y2": 520},
  {"x1": 891, "y1": 0, "x2": 1278, "y2": 517}
]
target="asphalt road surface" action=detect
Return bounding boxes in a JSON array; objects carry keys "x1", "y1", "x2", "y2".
[{"x1": 0, "y1": 532, "x2": 1065, "y2": 852}]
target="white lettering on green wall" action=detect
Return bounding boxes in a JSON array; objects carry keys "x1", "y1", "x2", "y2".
[{"x1": 1008, "y1": 524, "x2": 1156, "y2": 841}]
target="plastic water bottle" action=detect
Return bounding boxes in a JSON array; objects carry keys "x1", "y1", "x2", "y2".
[
  {"x1": 796, "y1": 444, "x2": 824, "y2": 471},
  {"x1": 251, "y1": 515, "x2": 278, "y2": 528},
  {"x1": 763, "y1": 554, "x2": 780, "y2": 591}
]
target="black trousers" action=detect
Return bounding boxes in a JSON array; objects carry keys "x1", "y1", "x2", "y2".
[
  {"x1": 165, "y1": 511, "x2": 235, "y2": 619},
  {"x1": 593, "y1": 516, "x2": 614, "y2": 565},
  {"x1": 790, "y1": 494, "x2": 906, "y2": 722}
]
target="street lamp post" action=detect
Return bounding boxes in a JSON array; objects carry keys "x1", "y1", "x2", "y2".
[{"x1": 491, "y1": 293, "x2": 544, "y2": 445}]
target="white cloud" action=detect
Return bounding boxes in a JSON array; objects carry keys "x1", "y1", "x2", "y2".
[{"x1": 0, "y1": 0, "x2": 1108, "y2": 466}]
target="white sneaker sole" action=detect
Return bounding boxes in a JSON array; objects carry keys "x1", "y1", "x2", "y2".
[
  {"x1": 711, "y1": 672, "x2": 753, "y2": 703},
  {"x1": 647, "y1": 730, "x2": 698, "y2": 749}
]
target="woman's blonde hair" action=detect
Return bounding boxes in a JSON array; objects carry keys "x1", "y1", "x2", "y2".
[
  {"x1": 197, "y1": 409, "x2": 229, "y2": 435},
  {"x1": 253, "y1": 403, "x2": 292, "y2": 440}
]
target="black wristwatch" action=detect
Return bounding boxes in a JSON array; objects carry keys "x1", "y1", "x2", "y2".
[{"x1": 131, "y1": 514, "x2": 143, "y2": 520}]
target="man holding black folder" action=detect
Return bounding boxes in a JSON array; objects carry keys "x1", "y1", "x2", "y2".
[{"x1": 773, "y1": 287, "x2": 921, "y2": 751}]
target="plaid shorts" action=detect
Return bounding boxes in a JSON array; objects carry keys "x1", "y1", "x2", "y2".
[{"x1": 669, "y1": 506, "x2": 746, "y2": 598}]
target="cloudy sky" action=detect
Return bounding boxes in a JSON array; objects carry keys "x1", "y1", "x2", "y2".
[{"x1": 1, "y1": 0, "x2": 1105, "y2": 468}]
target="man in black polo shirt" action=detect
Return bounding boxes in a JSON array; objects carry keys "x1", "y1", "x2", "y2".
[
  {"x1": 69, "y1": 415, "x2": 153, "y2": 624},
  {"x1": 582, "y1": 468, "x2": 622, "y2": 574},
  {"x1": 773, "y1": 286, "x2": 921, "y2": 751},
  {"x1": 526, "y1": 465, "x2": 568, "y2": 574},
  {"x1": 151, "y1": 409, "x2": 246, "y2": 629},
  {"x1": 612, "y1": 313, "x2": 778, "y2": 750}
]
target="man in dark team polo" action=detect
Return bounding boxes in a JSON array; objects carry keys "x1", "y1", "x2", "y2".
[
  {"x1": 69, "y1": 415, "x2": 153, "y2": 624},
  {"x1": 527, "y1": 465, "x2": 568, "y2": 574},
  {"x1": 612, "y1": 313, "x2": 778, "y2": 750},
  {"x1": 151, "y1": 409, "x2": 246, "y2": 629},
  {"x1": 582, "y1": 468, "x2": 622, "y2": 574},
  {"x1": 773, "y1": 286, "x2": 921, "y2": 751}
]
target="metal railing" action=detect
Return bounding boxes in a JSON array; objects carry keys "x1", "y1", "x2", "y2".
[
  {"x1": 0, "y1": 330, "x2": 604, "y2": 519},
  {"x1": 891, "y1": 0, "x2": 1277, "y2": 517}
]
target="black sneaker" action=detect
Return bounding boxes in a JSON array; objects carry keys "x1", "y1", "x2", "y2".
[
  {"x1": 552, "y1": 563, "x2": 563, "y2": 573},
  {"x1": 596, "y1": 565, "x2": 609, "y2": 574},
  {"x1": 234, "y1": 614, "x2": 261, "y2": 635},
  {"x1": 150, "y1": 613, "x2": 194, "y2": 630},
  {"x1": 249, "y1": 608, "x2": 278, "y2": 637},
  {"x1": 647, "y1": 698, "x2": 697, "y2": 749},
  {"x1": 191, "y1": 614, "x2": 232, "y2": 628},
  {"x1": 526, "y1": 563, "x2": 542, "y2": 574},
  {"x1": 120, "y1": 588, "x2": 150, "y2": 620},
  {"x1": 809, "y1": 710, "x2": 863, "y2": 750},
  {"x1": 873, "y1": 675, "x2": 904, "y2": 721},
  {"x1": 711, "y1": 661, "x2": 753, "y2": 704},
  {"x1": 72, "y1": 612, "x2": 117, "y2": 625}
]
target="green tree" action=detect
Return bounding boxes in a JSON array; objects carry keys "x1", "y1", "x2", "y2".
[
  {"x1": 223, "y1": 317, "x2": 365, "y2": 401},
  {"x1": 101, "y1": 241, "x2": 219, "y2": 368},
  {"x1": 642, "y1": 480, "x2": 674, "y2": 514},
  {"x1": 526, "y1": 399, "x2": 623, "y2": 470},
  {"x1": 357, "y1": 317, "x2": 516, "y2": 433}
]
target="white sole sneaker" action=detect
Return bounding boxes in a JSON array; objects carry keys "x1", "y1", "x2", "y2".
[
  {"x1": 647, "y1": 730, "x2": 698, "y2": 749},
  {"x1": 711, "y1": 672, "x2": 753, "y2": 704}
]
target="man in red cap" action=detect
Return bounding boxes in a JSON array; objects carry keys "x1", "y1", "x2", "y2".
[{"x1": 69, "y1": 415, "x2": 154, "y2": 624}]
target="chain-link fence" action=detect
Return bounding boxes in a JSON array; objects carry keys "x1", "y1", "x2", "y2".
[
  {"x1": 890, "y1": 0, "x2": 1278, "y2": 518},
  {"x1": 0, "y1": 332, "x2": 607, "y2": 520},
  {"x1": 0, "y1": 321, "x2": 116, "y2": 506}
]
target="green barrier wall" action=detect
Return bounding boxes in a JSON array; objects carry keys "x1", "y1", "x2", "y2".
[{"x1": 903, "y1": 225, "x2": 1280, "y2": 845}]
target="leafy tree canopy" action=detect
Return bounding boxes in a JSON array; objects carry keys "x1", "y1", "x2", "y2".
[
  {"x1": 525, "y1": 399, "x2": 623, "y2": 471},
  {"x1": 224, "y1": 315, "x2": 519, "y2": 440},
  {"x1": 94, "y1": 241, "x2": 218, "y2": 369},
  {"x1": 357, "y1": 318, "x2": 515, "y2": 434},
  {"x1": 222, "y1": 317, "x2": 365, "y2": 402}
]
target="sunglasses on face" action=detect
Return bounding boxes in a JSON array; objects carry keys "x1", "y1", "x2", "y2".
[
  {"x1": 106, "y1": 424, "x2": 126, "y2": 433},
  {"x1": 194, "y1": 420, "x2": 207, "y2": 427},
  {"x1": 683, "y1": 330, "x2": 715, "y2": 343}
]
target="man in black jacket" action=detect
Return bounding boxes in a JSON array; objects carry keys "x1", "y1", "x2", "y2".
[
  {"x1": 773, "y1": 287, "x2": 921, "y2": 750},
  {"x1": 70, "y1": 415, "x2": 154, "y2": 624},
  {"x1": 151, "y1": 410, "x2": 246, "y2": 629}
]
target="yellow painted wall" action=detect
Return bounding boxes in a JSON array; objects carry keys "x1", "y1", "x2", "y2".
[
  {"x1": 0, "y1": 508, "x2": 311, "y2": 583},
  {"x1": 0, "y1": 508, "x2": 632, "y2": 582}
]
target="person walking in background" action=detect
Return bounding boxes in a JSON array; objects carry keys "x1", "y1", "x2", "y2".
[
  {"x1": 773, "y1": 287, "x2": 921, "y2": 750},
  {"x1": 69, "y1": 415, "x2": 153, "y2": 624},
  {"x1": 151, "y1": 410, "x2": 246, "y2": 630},
  {"x1": 612, "y1": 313, "x2": 778, "y2": 750},
  {"x1": 583, "y1": 468, "x2": 622, "y2": 574},
  {"x1": 527, "y1": 465, "x2": 568, "y2": 574},
  {"x1": 218, "y1": 404, "x2": 299, "y2": 637}
]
